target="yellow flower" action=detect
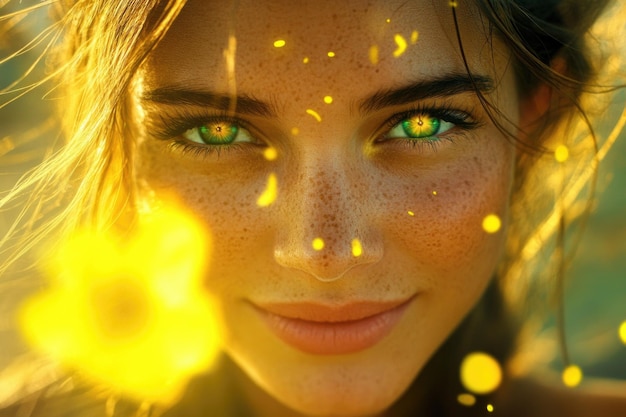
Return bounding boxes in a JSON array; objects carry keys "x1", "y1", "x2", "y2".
[{"x1": 19, "y1": 203, "x2": 221, "y2": 404}]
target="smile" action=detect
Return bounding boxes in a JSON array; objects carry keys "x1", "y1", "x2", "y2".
[{"x1": 252, "y1": 296, "x2": 415, "y2": 355}]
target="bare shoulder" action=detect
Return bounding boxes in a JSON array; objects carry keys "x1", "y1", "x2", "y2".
[{"x1": 501, "y1": 375, "x2": 626, "y2": 417}]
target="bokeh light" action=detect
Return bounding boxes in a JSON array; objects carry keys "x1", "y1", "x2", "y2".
[
  {"x1": 327, "y1": 51, "x2": 335, "y2": 58},
  {"x1": 256, "y1": 173, "x2": 278, "y2": 207},
  {"x1": 302, "y1": 57, "x2": 309, "y2": 64},
  {"x1": 487, "y1": 404, "x2": 494, "y2": 413},
  {"x1": 407, "y1": 210, "x2": 415, "y2": 217},
  {"x1": 291, "y1": 127, "x2": 300, "y2": 136},
  {"x1": 19, "y1": 203, "x2": 221, "y2": 404},
  {"x1": 457, "y1": 393, "x2": 476, "y2": 407},
  {"x1": 351, "y1": 238, "x2": 363, "y2": 257},
  {"x1": 482, "y1": 214, "x2": 501, "y2": 234},
  {"x1": 273, "y1": 39, "x2": 286, "y2": 48},
  {"x1": 460, "y1": 352, "x2": 503, "y2": 394},
  {"x1": 369, "y1": 45, "x2": 379, "y2": 65},
  {"x1": 432, "y1": 190, "x2": 438, "y2": 196},
  {"x1": 562, "y1": 365, "x2": 583, "y2": 388},
  {"x1": 410, "y1": 30, "x2": 419, "y2": 44},
  {"x1": 555, "y1": 144, "x2": 569, "y2": 162},
  {"x1": 323, "y1": 95, "x2": 333, "y2": 104},
  {"x1": 263, "y1": 147, "x2": 278, "y2": 161},
  {"x1": 619, "y1": 321, "x2": 626, "y2": 344},
  {"x1": 312, "y1": 238, "x2": 325, "y2": 251}
]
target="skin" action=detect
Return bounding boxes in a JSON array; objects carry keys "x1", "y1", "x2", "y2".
[{"x1": 132, "y1": 0, "x2": 522, "y2": 416}]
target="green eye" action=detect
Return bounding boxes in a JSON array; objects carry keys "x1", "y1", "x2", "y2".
[
  {"x1": 386, "y1": 114, "x2": 453, "y2": 140},
  {"x1": 184, "y1": 121, "x2": 252, "y2": 145}
]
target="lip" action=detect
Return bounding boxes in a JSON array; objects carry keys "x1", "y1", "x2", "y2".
[{"x1": 252, "y1": 296, "x2": 415, "y2": 355}]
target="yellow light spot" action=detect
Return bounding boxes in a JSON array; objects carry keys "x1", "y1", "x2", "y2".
[
  {"x1": 619, "y1": 321, "x2": 626, "y2": 344},
  {"x1": 449, "y1": 0, "x2": 458, "y2": 7},
  {"x1": 457, "y1": 393, "x2": 476, "y2": 407},
  {"x1": 273, "y1": 39, "x2": 286, "y2": 48},
  {"x1": 256, "y1": 173, "x2": 278, "y2": 207},
  {"x1": 460, "y1": 352, "x2": 503, "y2": 394},
  {"x1": 555, "y1": 145, "x2": 569, "y2": 162},
  {"x1": 303, "y1": 57, "x2": 310, "y2": 64},
  {"x1": 487, "y1": 404, "x2": 494, "y2": 413},
  {"x1": 306, "y1": 109, "x2": 322, "y2": 122},
  {"x1": 327, "y1": 51, "x2": 336, "y2": 58},
  {"x1": 263, "y1": 147, "x2": 278, "y2": 161},
  {"x1": 562, "y1": 365, "x2": 583, "y2": 388},
  {"x1": 323, "y1": 96, "x2": 333, "y2": 104},
  {"x1": 312, "y1": 238, "x2": 325, "y2": 251},
  {"x1": 386, "y1": 18, "x2": 391, "y2": 23},
  {"x1": 393, "y1": 34, "x2": 408, "y2": 58},
  {"x1": 291, "y1": 127, "x2": 300, "y2": 136},
  {"x1": 18, "y1": 202, "x2": 220, "y2": 404},
  {"x1": 351, "y1": 239, "x2": 363, "y2": 257},
  {"x1": 410, "y1": 30, "x2": 419, "y2": 44},
  {"x1": 407, "y1": 211, "x2": 415, "y2": 217},
  {"x1": 432, "y1": 191, "x2": 438, "y2": 196},
  {"x1": 369, "y1": 45, "x2": 379, "y2": 65},
  {"x1": 482, "y1": 214, "x2": 501, "y2": 234}
]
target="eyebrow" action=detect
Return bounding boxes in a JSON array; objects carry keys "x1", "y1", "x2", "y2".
[
  {"x1": 358, "y1": 73, "x2": 494, "y2": 115},
  {"x1": 141, "y1": 86, "x2": 278, "y2": 118}
]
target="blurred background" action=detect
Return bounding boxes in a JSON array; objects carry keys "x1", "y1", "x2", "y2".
[{"x1": 1, "y1": 0, "x2": 625, "y2": 382}]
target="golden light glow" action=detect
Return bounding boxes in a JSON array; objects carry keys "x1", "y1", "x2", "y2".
[
  {"x1": 393, "y1": 34, "x2": 408, "y2": 58},
  {"x1": 386, "y1": 18, "x2": 391, "y2": 23},
  {"x1": 410, "y1": 30, "x2": 419, "y2": 44},
  {"x1": 19, "y1": 203, "x2": 220, "y2": 404},
  {"x1": 303, "y1": 57, "x2": 310, "y2": 64},
  {"x1": 449, "y1": 0, "x2": 458, "y2": 7},
  {"x1": 555, "y1": 144, "x2": 569, "y2": 162},
  {"x1": 312, "y1": 238, "x2": 325, "y2": 251},
  {"x1": 327, "y1": 51, "x2": 336, "y2": 58},
  {"x1": 562, "y1": 365, "x2": 583, "y2": 388},
  {"x1": 408, "y1": 210, "x2": 415, "y2": 216},
  {"x1": 457, "y1": 393, "x2": 476, "y2": 407},
  {"x1": 369, "y1": 45, "x2": 379, "y2": 65},
  {"x1": 351, "y1": 239, "x2": 363, "y2": 257},
  {"x1": 306, "y1": 109, "x2": 322, "y2": 122},
  {"x1": 460, "y1": 352, "x2": 503, "y2": 394},
  {"x1": 619, "y1": 321, "x2": 626, "y2": 344},
  {"x1": 263, "y1": 147, "x2": 278, "y2": 161},
  {"x1": 487, "y1": 404, "x2": 494, "y2": 413},
  {"x1": 291, "y1": 127, "x2": 300, "y2": 136},
  {"x1": 432, "y1": 191, "x2": 438, "y2": 196},
  {"x1": 323, "y1": 96, "x2": 333, "y2": 104},
  {"x1": 273, "y1": 39, "x2": 286, "y2": 48},
  {"x1": 482, "y1": 214, "x2": 502, "y2": 234},
  {"x1": 257, "y1": 173, "x2": 278, "y2": 207}
]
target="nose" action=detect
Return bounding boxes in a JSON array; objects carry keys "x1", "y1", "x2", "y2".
[{"x1": 273, "y1": 155, "x2": 383, "y2": 282}]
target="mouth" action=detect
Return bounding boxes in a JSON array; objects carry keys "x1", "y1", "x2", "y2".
[{"x1": 251, "y1": 296, "x2": 416, "y2": 355}]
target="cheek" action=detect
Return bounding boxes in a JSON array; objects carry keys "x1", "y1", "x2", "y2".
[{"x1": 380, "y1": 141, "x2": 514, "y2": 287}]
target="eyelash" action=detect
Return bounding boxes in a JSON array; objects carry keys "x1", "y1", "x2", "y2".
[{"x1": 149, "y1": 104, "x2": 479, "y2": 157}]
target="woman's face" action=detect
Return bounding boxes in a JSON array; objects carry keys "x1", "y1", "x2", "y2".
[{"x1": 134, "y1": 0, "x2": 519, "y2": 415}]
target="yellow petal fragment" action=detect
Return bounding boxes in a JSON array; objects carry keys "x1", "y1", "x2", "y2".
[
  {"x1": 257, "y1": 173, "x2": 278, "y2": 207},
  {"x1": 393, "y1": 34, "x2": 408, "y2": 58},
  {"x1": 306, "y1": 109, "x2": 322, "y2": 122}
]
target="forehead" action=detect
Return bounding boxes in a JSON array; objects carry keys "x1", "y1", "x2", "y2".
[{"x1": 142, "y1": 0, "x2": 501, "y2": 103}]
